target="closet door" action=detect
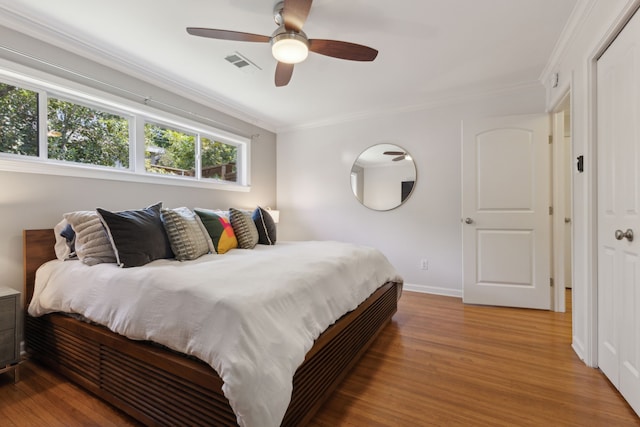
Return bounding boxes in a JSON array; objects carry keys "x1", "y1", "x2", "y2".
[{"x1": 597, "y1": 8, "x2": 640, "y2": 417}]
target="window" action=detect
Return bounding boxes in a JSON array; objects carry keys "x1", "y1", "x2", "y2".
[
  {"x1": 201, "y1": 136, "x2": 237, "y2": 183},
  {"x1": 0, "y1": 82, "x2": 39, "y2": 157},
  {"x1": 144, "y1": 123, "x2": 240, "y2": 184},
  {"x1": 0, "y1": 68, "x2": 249, "y2": 190},
  {"x1": 48, "y1": 96, "x2": 130, "y2": 168},
  {"x1": 145, "y1": 123, "x2": 195, "y2": 176}
]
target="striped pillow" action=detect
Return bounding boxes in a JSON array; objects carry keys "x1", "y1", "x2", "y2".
[
  {"x1": 64, "y1": 210, "x2": 117, "y2": 265},
  {"x1": 229, "y1": 208, "x2": 259, "y2": 249},
  {"x1": 162, "y1": 207, "x2": 213, "y2": 261}
]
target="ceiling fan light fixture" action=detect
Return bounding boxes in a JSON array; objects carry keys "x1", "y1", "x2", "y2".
[
  {"x1": 187, "y1": 1, "x2": 378, "y2": 86},
  {"x1": 271, "y1": 32, "x2": 309, "y2": 64}
]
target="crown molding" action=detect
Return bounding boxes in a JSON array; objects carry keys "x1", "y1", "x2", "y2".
[{"x1": 539, "y1": 0, "x2": 597, "y2": 85}]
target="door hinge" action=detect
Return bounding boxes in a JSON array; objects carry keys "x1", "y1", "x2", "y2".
[
  {"x1": 549, "y1": 135, "x2": 553, "y2": 144},
  {"x1": 550, "y1": 278, "x2": 554, "y2": 287},
  {"x1": 549, "y1": 206, "x2": 553, "y2": 215}
]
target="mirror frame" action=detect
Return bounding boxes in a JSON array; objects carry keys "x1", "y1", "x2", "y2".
[{"x1": 350, "y1": 143, "x2": 416, "y2": 211}]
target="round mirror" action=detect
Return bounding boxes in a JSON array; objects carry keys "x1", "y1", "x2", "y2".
[{"x1": 350, "y1": 143, "x2": 416, "y2": 211}]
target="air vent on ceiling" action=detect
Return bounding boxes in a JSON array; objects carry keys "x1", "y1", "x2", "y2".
[{"x1": 225, "y1": 52, "x2": 262, "y2": 74}]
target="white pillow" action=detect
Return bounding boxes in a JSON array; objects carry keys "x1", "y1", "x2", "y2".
[{"x1": 53, "y1": 218, "x2": 74, "y2": 260}]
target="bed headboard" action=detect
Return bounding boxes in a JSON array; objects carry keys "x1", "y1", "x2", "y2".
[{"x1": 23, "y1": 229, "x2": 56, "y2": 309}]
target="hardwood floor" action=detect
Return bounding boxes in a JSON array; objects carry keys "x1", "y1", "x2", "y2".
[
  {"x1": 311, "y1": 290, "x2": 639, "y2": 426},
  {"x1": 0, "y1": 361, "x2": 137, "y2": 426},
  {"x1": 1, "y1": 290, "x2": 638, "y2": 426}
]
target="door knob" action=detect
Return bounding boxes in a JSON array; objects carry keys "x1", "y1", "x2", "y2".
[
  {"x1": 564, "y1": 218, "x2": 571, "y2": 224},
  {"x1": 464, "y1": 217, "x2": 474, "y2": 224},
  {"x1": 615, "y1": 229, "x2": 634, "y2": 242}
]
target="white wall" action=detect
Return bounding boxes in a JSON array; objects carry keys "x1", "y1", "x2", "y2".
[
  {"x1": 362, "y1": 163, "x2": 414, "y2": 211},
  {"x1": 0, "y1": 26, "x2": 277, "y2": 303},
  {"x1": 542, "y1": 0, "x2": 639, "y2": 366},
  {"x1": 277, "y1": 84, "x2": 546, "y2": 296}
]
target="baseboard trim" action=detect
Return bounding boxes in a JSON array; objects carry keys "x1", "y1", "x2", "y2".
[{"x1": 403, "y1": 283, "x2": 462, "y2": 298}]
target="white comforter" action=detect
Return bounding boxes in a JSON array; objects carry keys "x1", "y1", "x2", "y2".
[{"x1": 29, "y1": 241, "x2": 402, "y2": 427}]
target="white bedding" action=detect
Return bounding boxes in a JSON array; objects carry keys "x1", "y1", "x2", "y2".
[{"x1": 29, "y1": 240, "x2": 402, "y2": 427}]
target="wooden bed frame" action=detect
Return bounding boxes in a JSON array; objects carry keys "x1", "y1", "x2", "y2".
[{"x1": 23, "y1": 229, "x2": 401, "y2": 426}]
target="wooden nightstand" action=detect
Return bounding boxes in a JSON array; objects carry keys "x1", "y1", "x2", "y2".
[{"x1": 0, "y1": 288, "x2": 20, "y2": 383}]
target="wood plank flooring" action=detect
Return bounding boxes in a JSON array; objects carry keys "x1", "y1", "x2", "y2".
[{"x1": 1, "y1": 290, "x2": 638, "y2": 426}]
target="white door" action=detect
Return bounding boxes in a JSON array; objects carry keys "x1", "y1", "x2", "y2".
[
  {"x1": 462, "y1": 115, "x2": 551, "y2": 309},
  {"x1": 552, "y1": 106, "x2": 569, "y2": 311},
  {"x1": 597, "y1": 8, "x2": 640, "y2": 416}
]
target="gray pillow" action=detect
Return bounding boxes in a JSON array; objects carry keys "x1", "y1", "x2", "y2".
[
  {"x1": 229, "y1": 208, "x2": 259, "y2": 249},
  {"x1": 162, "y1": 207, "x2": 213, "y2": 260}
]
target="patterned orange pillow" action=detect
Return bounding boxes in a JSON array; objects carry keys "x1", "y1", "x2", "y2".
[{"x1": 193, "y1": 209, "x2": 238, "y2": 254}]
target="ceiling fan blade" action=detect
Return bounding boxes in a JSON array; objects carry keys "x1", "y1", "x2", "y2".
[
  {"x1": 282, "y1": 0, "x2": 313, "y2": 32},
  {"x1": 393, "y1": 155, "x2": 405, "y2": 162},
  {"x1": 309, "y1": 39, "x2": 378, "y2": 61},
  {"x1": 384, "y1": 151, "x2": 405, "y2": 156},
  {"x1": 186, "y1": 28, "x2": 270, "y2": 43},
  {"x1": 275, "y1": 62, "x2": 294, "y2": 87}
]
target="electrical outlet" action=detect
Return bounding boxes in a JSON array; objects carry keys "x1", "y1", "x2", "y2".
[{"x1": 420, "y1": 259, "x2": 428, "y2": 270}]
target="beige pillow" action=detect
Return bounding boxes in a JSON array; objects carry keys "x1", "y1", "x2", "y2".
[{"x1": 64, "y1": 211, "x2": 117, "y2": 265}]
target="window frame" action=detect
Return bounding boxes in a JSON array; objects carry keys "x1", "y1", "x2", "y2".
[{"x1": 0, "y1": 60, "x2": 251, "y2": 192}]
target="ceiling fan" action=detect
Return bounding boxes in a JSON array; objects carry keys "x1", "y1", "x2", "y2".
[
  {"x1": 384, "y1": 150, "x2": 408, "y2": 162},
  {"x1": 186, "y1": 0, "x2": 378, "y2": 87}
]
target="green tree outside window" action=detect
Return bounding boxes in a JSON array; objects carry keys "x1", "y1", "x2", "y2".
[
  {"x1": 1, "y1": 81, "x2": 241, "y2": 184},
  {"x1": 0, "y1": 83, "x2": 39, "y2": 156},
  {"x1": 145, "y1": 123, "x2": 237, "y2": 182},
  {"x1": 47, "y1": 97, "x2": 129, "y2": 168}
]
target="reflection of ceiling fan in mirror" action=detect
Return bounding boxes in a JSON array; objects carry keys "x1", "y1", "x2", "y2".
[
  {"x1": 384, "y1": 151, "x2": 409, "y2": 162},
  {"x1": 186, "y1": 0, "x2": 378, "y2": 87}
]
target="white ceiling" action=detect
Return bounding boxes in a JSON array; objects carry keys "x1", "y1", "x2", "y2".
[{"x1": 0, "y1": 0, "x2": 578, "y2": 132}]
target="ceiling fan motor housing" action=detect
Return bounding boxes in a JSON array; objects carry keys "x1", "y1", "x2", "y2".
[{"x1": 273, "y1": 1, "x2": 285, "y2": 26}]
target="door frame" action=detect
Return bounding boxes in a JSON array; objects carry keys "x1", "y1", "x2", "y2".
[
  {"x1": 551, "y1": 92, "x2": 572, "y2": 313},
  {"x1": 586, "y1": 0, "x2": 640, "y2": 368}
]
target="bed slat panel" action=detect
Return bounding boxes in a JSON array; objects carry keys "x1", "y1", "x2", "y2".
[
  {"x1": 282, "y1": 283, "x2": 397, "y2": 426},
  {"x1": 101, "y1": 346, "x2": 237, "y2": 426}
]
